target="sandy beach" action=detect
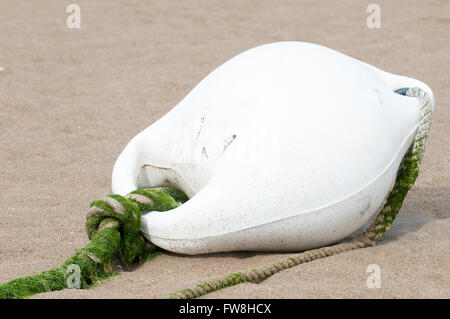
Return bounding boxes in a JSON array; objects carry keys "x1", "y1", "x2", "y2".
[{"x1": 0, "y1": 0, "x2": 448, "y2": 298}]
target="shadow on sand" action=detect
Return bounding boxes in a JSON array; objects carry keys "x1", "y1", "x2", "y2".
[{"x1": 131, "y1": 186, "x2": 449, "y2": 268}]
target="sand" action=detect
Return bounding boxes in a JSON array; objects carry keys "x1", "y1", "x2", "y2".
[{"x1": 0, "y1": 0, "x2": 448, "y2": 299}]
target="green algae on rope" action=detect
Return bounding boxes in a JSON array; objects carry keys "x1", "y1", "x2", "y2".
[{"x1": 0, "y1": 187, "x2": 187, "y2": 299}]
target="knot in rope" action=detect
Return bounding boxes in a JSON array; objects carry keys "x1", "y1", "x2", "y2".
[
  {"x1": 0, "y1": 187, "x2": 187, "y2": 299},
  {"x1": 85, "y1": 188, "x2": 186, "y2": 267}
]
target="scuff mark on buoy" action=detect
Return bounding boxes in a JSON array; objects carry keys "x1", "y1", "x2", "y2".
[
  {"x1": 223, "y1": 134, "x2": 237, "y2": 152},
  {"x1": 202, "y1": 146, "x2": 209, "y2": 159},
  {"x1": 195, "y1": 114, "x2": 207, "y2": 144}
]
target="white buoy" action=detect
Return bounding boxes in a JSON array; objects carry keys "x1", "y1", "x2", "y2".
[{"x1": 112, "y1": 42, "x2": 434, "y2": 254}]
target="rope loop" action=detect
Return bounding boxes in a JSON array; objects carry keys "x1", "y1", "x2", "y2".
[{"x1": 85, "y1": 188, "x2": 181, "y2": 266}]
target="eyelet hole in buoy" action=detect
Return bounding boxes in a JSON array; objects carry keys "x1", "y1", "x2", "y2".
[
  {"x1": 137, "y1": 164, "x2": 194, "y2": 198},
  {"x1": 394, "y1": 87, "x2": 410, "y2": 96}
]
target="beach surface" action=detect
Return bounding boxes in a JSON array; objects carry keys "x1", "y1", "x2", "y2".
[{"x1": 0, "y1": 0, "x2": 448, "y2": 298}]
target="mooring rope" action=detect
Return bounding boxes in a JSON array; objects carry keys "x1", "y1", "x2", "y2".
[
  {"x1": 0, "y1": 187, "x2": 188, "y2": 299},
  {"x1": 0, "y1": 88, "x2": 432, "y2": 299},
  {"x1": 168, "y1": 87, "x2": 433, "y2": 299}
]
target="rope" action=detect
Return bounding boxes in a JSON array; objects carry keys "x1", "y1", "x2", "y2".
[
  {"x1": 168, "y1": 87, "x2": 433, "y2": 299},
  {"x1": 0, "y1": 88, "x2": 432, "y2": 299},
  {"x1": 0, "y1": 187, "x2": 186, "y2": 299}
]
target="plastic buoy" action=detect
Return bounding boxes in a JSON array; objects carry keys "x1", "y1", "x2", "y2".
[{"x1": 112, "y1": 42, "x2": 434, "y2": 254}]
